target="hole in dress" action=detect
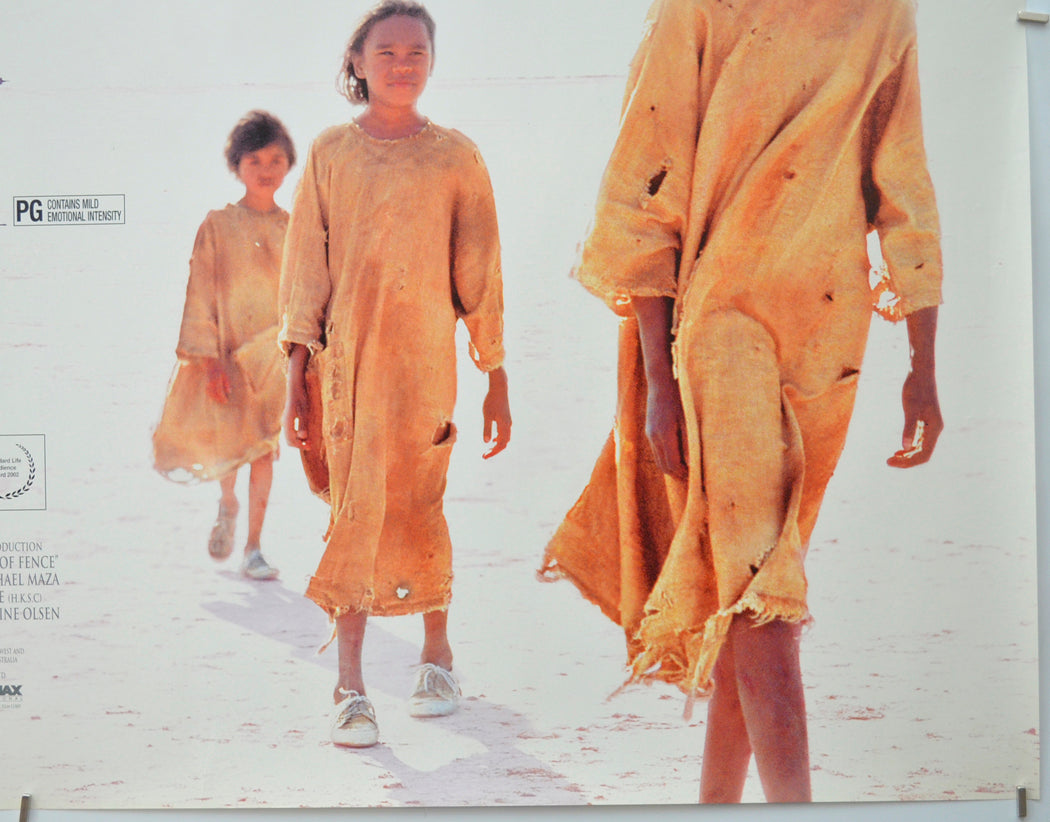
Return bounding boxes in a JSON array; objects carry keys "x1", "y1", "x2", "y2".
[{"x1": 647, "y1": 169, "x2": 668, "y2": 197}]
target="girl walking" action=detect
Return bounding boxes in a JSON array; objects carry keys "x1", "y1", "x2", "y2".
[
  {"x1": 280, "y1": 1, "x2": 511, "y2": 747},
  {"x1": 154, "y1": 111, "x2": 296, "y2": 581}
]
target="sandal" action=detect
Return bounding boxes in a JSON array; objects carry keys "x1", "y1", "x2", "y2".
[{"x1": 207, "y1": 504, "x2": 236, "y2": 560}]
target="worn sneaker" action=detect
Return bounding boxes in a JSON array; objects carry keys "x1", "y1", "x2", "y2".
[
  {"x1": 331, "y1": 690, "x2": 379, "y2": 747},
  {"x1": 407, "y1": 663, "x2": 461, "y2": 718},
  {"x1": 240, "y1": 549, "x2": 279, "y2": 581}
]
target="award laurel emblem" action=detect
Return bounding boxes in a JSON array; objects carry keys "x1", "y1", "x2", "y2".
[{"x1": 1, "y1": 444, "x2": 36, "y2": 500}]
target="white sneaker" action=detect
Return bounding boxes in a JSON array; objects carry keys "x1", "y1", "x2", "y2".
[
  {"x1": 407, "y1": 663, "x2": 461, "y2": 718},
  {"x1": 331, "y1": 690, "x2": 379, "y2": 747},
  {"x1": 240, "y1": 549, "x2": 279, "y2": 581}
]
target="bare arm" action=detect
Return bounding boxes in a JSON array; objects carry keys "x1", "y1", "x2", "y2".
[
  {"x1": 283, "y1": 343, "x2": 311, "y2": 451},
  {"x1": 633, "y1": 295, "x2": 687, "y2": 479},
  {"x1": 887, "y1": 305, "x2": 942, "y2": 467}
]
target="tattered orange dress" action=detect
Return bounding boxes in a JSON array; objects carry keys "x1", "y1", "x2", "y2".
[
  {"x1": 541, "y1": 0, "x2": 942, "y2": 698},
  {"x1": 153, "y1": 204, "x2": 288, "y2": 482},
  {"x1": 280, "y1": 122, "x2": 504, "y2": 618}
]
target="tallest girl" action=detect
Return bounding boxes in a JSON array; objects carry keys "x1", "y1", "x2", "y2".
[{"x1": 280, "y1": 1, "x2": 511, "y2": 748}]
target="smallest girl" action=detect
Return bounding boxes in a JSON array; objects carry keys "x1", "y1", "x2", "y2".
[{"x1": 153, "y1": 111, "x2": 296, "y2": 581}]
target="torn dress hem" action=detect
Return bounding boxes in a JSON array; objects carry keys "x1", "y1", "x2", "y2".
[{"x1": 624, "y1": 590, "x2": 811, "y2": 720}]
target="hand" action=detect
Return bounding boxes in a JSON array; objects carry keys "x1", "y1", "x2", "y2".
[
  {"x1": 645, "y1": 382, "x2": 688, "y2": 480},
  {"x1": 283, "y1": 344, "x2": 312, "y2": 450},
  {"x1": 205, "y1": 358, "x2": 231, "y2": 404},
  {"x1": 482, "y1": 367, "x2": 511, "y2": 459},
  {"x1": 887, "y1": 306, "x2": 942, "y2": 468},
  {"x1": 887, "y1": 368, "x2": 942, "y2": 468},
  {"x1": 631, "y1": 295, "x2": 687, "y2": 479}
]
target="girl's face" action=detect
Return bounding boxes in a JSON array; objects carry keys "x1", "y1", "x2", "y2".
[
  {"x1": 353, "y1": 15, "x2": 433, "y2": 110},
  {"x1": 237, "y1": 143, "x2": 291, "y2": 199}
]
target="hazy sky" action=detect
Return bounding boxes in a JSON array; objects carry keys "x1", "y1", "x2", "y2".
[{"x1": 2, "y1": 0, "x2": 652, "y2": 91}]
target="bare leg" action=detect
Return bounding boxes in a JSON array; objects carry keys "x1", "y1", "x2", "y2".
[
  {"x1": 244, "y1": 453, "x2": 274, "y2": 554},
  {"x1": 731, "y1": 615, "x2": 811, "y2": 803},
  {"x1": 219, "y1": 471, "x2": 238, "y2": 517},
  {"x1": 700, "y1": 632, "x2": 753, "y2": 803},
  {"x1": 406, "y1": 609, "x2": 459, "y2": 718},
  {"x1": 421, "y1": 609, "x2": 453, "y2": 671},
  {"x1": 329, "y1": 609, "x2": 378, "y2": 747},
  {"x1": 689, "y1": 314, "x2": 809, "y2": 801},
  {"x1": 207, "y1": 471, "x2": 239, "y2": 560},
  {"x1": 334, "y1": 610, "x2": 368, "y2": 701}
]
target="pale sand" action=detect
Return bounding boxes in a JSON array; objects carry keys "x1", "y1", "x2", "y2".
[{"x1": 0, "y1": 245, "x2": 1037, "y2": 807}]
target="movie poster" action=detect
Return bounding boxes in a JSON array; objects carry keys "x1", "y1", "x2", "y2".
[{"x1": 0, "y1": 0, "x2": 1038, "y2": 809}]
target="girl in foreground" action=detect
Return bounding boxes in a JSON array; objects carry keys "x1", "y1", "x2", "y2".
[
  {"x1": 280, "y1": 0, "x2": 511, "y2": 747},
  {"x1": 154, "y1": 111, "x2": 295, "y2": 580}
]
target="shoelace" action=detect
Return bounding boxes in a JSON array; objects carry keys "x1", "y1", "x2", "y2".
[
  {"x1": 415, "y1": 664, "x2": 458, "y2": 696},
  {"x1": 335, "y1": 690, "x2": 374, "y2": 724}
]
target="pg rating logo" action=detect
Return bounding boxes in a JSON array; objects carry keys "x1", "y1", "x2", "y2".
[
  {"x1": 12, "y1": 195, "x2": 125, "y2": 226},
  {"x1": 0, "y1": 435, "x2": 46, "y2": 511}
]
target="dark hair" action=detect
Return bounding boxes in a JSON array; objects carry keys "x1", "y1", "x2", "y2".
[
  {"x1": 224, "y1": 110, "x2": 296, "y2": 173},
  {"x1": 337, "y1": 1, "x2": 436, "y2": 105}
]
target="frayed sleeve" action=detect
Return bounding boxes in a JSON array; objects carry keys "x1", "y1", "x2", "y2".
[
  {"x1": 451, "y1": 145, "x2": 505, "y2": 372},
  {"x1": 573, "y1": 0, "x2": 705, "y2": 311},
  {"x1": 863, "y1": 27, "x2": 943, "y2": 318},
  {"x1": 279, "y1": 141, "x2": 332, "y2": 355}
]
